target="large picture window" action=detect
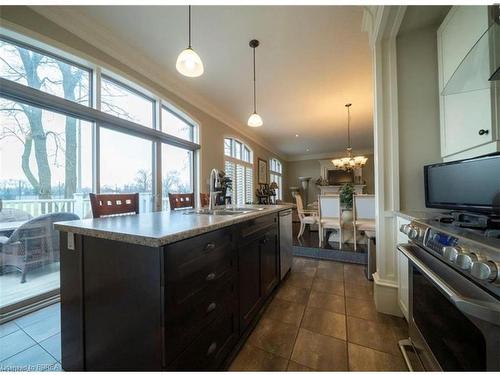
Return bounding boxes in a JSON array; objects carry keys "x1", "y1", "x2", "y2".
[
  {"x1": 0, "y1": 34, "x2": 199, "y2": 314},
  {"x1": 269, "y1": 158, "x2": 283, "y2": 200},
  {"x1": 162, "y1": 144, "x2": 193, "y2": 210},
  {"x1": 0, "y1": 38, "x2": 91, "y2": 106},
  {"x1": 161, "y1": 106, "x2": 195, "y2": 142},
  {"x1": 99, "y1": 128, "x2": 154, "y2": 212},
  {"x1": 101, "y1": 75, "x2": 155, "y2": 128},
  {"x1": 0, "y1": 99, "x2": 93, "y2": 310},
  {"x1": 224, "y1": 138, "x2": 253, "y2": 204}
]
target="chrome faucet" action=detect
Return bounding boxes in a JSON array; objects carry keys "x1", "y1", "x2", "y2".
[{"x1": 209, "y1": 168, "x2": 221, "y2": 211}]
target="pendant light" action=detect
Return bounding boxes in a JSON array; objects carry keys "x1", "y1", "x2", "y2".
[
  {"x1": 176, "y1": 5, "x2": 204, "y2": 77},
  {"x1": 332, "y1": 104, "x2": 368, "y2": 171},
  {"x1": 247, "y1": 39, "x2": 263, "y2": 127}
]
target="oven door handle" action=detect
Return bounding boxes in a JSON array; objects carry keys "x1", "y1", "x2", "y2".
[{"x1": 398, "y1": 244, "x2": 500, "y2": 325}]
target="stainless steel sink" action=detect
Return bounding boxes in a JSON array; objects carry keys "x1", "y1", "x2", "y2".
[{"x1": 184, "y1": 207, "x2": 264, "y2": 216}]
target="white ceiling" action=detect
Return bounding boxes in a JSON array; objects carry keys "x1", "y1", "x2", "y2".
[{"x1": 36, "y1": 5, "x2": 373, "y2": 159}]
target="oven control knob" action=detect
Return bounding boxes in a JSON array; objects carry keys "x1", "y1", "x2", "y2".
[
  {"x1": 442, "y1": 246, "x2": 459, "y2": 262},
  {"x1": 400, "y1": 224, "x2": 408, "y2": 234},
  {"x1": 470, "y1": 261, "x2": 498, "y2": 282},
  {"x1": 456, "y1": 252, "x2": 477, "y2": 271}
]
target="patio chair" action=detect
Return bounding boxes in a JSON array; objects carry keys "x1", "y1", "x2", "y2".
[{"x1": 0, "y1": 212, "x2": 79, "y2": 283}]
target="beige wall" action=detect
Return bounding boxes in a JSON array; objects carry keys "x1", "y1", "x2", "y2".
[
  {"x1": 396, "y1": 23, "x2": 442, "y2": 210},
  {"x1": 286, "y1": 154, "x2": 374, "y2": 204},
  {"x1": 0, "y1": 6, "x2": 286, "y2": 198}
]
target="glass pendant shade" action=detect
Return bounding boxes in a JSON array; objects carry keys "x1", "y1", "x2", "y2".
[
  {"x1": 247, "y1": 112, "x2": 263, "y2": 127},
  {"x1": 176, "y1": 47, "x2": 204, "y2": 77}
]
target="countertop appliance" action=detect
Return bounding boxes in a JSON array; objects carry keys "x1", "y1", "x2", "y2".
[
  {"x1": 398, "y1": 218, "x2": 500, "y2": 371},
  {"x1": 279, "y1": 209, "x2": 293, "y2": 280}
]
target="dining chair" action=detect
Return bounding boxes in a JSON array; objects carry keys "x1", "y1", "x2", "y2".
[
  {"x1": 168, "y1": 193, "x2": 195, "y2": 211},
  {"x1": 89, "y1": 193, "x2": 140, "y2": 218},
  {"x1": 199, "y1": 193, "x2": 209, "y2": 208},
  {"x1": 318, "y1": 195, "x2": 342, "y2": 248},
  {"x1": 353, "y1": 194, "x2": 376, "y2": 251},
  {"x1": 295, "y1": 193, "x2": 318, "y2": 240}
]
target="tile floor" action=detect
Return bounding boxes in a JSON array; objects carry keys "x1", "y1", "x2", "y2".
[
  {"x1": 229, "y1": 257, "x2": 408, "y2": 371},
  {"x1": 0, "y1": 303, "x2": 61, "y2": 372},
  {"x1": 0, "y1": 257, "x2": 408, "y2": 372}
]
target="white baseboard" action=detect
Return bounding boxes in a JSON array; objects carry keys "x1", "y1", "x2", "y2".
[{"x1": 373, "y1": 272, "x2": 403, "y2": 317}]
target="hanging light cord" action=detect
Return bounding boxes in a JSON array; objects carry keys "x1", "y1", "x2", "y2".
[
  {"x1": 253, "y1": 46, "x2": 257, "y2": 113},
  {"x1": 346, "y1": 104, "x2": 351, "y2": 150},
  {"x1": 188, "y1": 5, "x2": 192, "y2": 48}
]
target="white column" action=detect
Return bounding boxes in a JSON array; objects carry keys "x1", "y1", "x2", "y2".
[{"x1": 363, "y1": 6, "x2": 406, "y2": 317}]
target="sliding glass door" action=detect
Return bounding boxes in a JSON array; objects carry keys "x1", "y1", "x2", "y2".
[{"x1": 0, "y1": 99, "x2": 93, "y2": 311}]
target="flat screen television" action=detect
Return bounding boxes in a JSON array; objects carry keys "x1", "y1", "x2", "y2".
[{"x1": 424, "y1": 153, "x2": 500, "y2": 215}]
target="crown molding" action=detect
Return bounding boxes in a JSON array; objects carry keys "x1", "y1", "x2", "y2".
[
  {"x1": 286, "y1": 148, "x2": 374, "y2": 162},
  {"x1": 28, "y1": 6, "x2": 283, "y2": 159}
]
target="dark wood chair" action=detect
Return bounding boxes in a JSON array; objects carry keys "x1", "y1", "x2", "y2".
[
  {"x1": 200, "y1": 193, "x2": 209, "y2": 208},
  {"x1": 89, "y1": 193, "x2": 140, "y2": 218},
  {"x1": 168, "y1": 193, "x2": 195, "y2": 211}
]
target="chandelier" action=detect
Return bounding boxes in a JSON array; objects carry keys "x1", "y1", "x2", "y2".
[{"x1": 332, "y1": 103, "x2": 367, "y2": 171}]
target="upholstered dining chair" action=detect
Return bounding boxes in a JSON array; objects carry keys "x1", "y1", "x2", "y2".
[
  {"x1": 295, "y1": 194, "x2": 318, "y2": 240},
  {"x1": 89, "y1": 193, "x2": 140, "y2": 218},
  {"x1": 199, "y1": 193, "x2": 210, "y2": 208},
  {"x1": 318, "y1": 195, "x2": 342, "y2": 248},
  {"x1": 353, "y1": 194, "x2": 376, "y2": 250}
]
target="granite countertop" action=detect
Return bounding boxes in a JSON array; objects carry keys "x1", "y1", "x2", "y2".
[
  {"x1": 394, "y1": 209, "x2": 443, "y2": 221},
  {"x1": 54, "y1": 204, "x2": 293, "y2": 247}
]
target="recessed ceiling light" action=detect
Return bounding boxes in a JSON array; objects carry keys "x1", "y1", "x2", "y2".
[
  {"x1": 306, "y1": 148, "x2": 310, "y2": 152},
  {"x1": 295, "y1": 134, "x2": 299, "y2": 138}
]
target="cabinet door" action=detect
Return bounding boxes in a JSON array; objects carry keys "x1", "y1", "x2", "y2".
[
  {"x1": 438, "y1": 6, "x2": 493, "y2": 157},
  {"x1": 260, "y1": 227, "x2": 279, "y2": 299},
  {"x1": 238, "y1": 237, "x2": 262, "y2": 332}
]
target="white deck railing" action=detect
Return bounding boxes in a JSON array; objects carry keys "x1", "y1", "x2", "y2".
[{"x1": 2, "y1": 193, "x2": 158, "y2": 219}]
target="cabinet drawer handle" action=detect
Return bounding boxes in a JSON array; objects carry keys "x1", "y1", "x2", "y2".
[
  {"x1": 204, "y1": 242, "x2": 216, "y2": 252},
  {"x1": 207, "y1": 302, "x2": 217, "y2": 313},
  {"x1": 479, "y1": 129, "x2": 489, "y2": 136},
  {"x1": 206, "y1": 272, "x2": 216, "y2": 281},
  {"x1": 207, "y1": 341, "x2": 217, "y2": 356}
]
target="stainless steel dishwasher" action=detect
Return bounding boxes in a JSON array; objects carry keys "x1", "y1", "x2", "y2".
[{"x1": 279, "y1": 209, "x2": 293, "y2": 279}]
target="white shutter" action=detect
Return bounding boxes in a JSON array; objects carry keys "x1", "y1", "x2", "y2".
[
  {"x1": 245, "y1": 167, "x2": 253, "y2": 204},
  {"x1": 236, "y1": 164, "x2": 245, "y2": 205},
  {"x1": 225, "y1": 161, "x2": 235, "y2": 203}
]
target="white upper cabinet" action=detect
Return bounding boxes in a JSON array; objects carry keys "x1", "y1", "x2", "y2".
[{"x1": 437, "y1": 6, "x2": 499, "y2": 160}]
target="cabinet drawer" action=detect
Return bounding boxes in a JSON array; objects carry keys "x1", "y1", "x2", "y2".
[
  {"x1": 238, "y1": 214, "x2": 277, "y2": 243},
  {"x1": 168, "y1": 304, "x2": 239, "y2": 370},
  {"x1": 165, "y1": 275, "x2": 236, "y2": 363},
  {"x1": 165, "y1": 229, "x2": 235, "y2": 305}
]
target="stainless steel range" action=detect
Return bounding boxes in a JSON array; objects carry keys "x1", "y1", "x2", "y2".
[{"x1": 398, "y1": 218, "x2": 500, "y2": 371}]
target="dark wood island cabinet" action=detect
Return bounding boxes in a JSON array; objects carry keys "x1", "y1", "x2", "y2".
[{"x1": 56, "y1": 207, "x2": 289, "y2": 371}]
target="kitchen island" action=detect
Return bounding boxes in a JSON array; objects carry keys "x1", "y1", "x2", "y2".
[{"x1": 55, "y1": 205, "x2": 292, "y2": 371}]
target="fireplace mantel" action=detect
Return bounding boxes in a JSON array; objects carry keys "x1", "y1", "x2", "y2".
[
  {"x1": 317, "y1": 159, "x2": 365, "y2": 194},
  {"x1": 318, "y1": 185, "x2": 365, "y2": 195}
]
